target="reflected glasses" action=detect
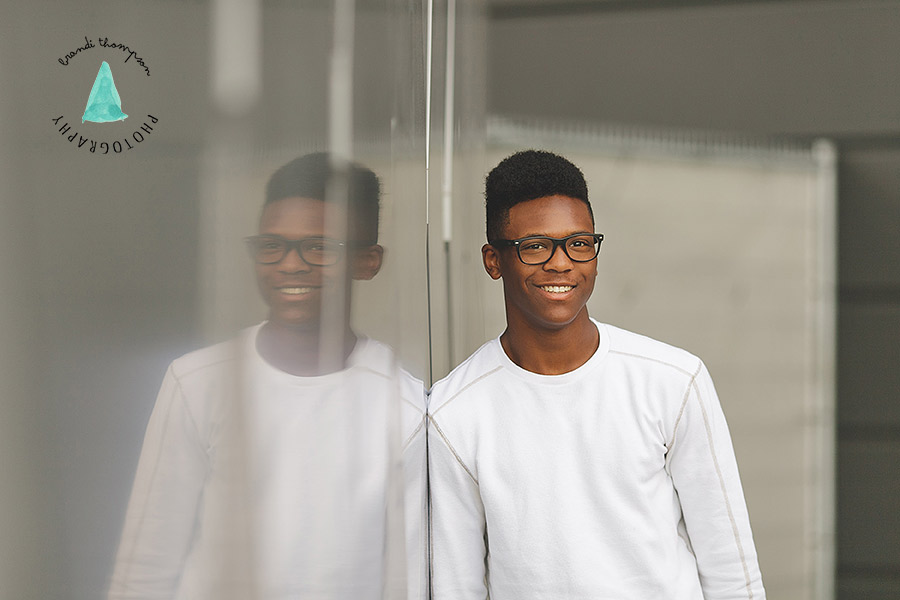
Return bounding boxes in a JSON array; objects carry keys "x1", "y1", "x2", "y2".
[
  {"x1": 491, "y1": 233, "x2": 604, "y2": 265},
  {"x1": 244, "y1": 235, "x2": 346, "y2": 266}
]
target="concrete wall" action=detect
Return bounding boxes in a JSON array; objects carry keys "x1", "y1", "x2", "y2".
[{"x1": 486, "y1": 1, "x2": 900, "y2": 598}]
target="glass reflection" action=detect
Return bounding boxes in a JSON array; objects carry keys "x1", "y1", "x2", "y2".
[{"x1": 108, "y1": 154, "x2": 426, "y2": 599}]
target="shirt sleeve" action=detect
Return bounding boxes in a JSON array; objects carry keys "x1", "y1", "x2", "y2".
[
  {"x1": 400, "y1": 382, "x2": 429, "y2": 600},
  {"x1": 107, "y1": 365, "x2": 209, "y2": 600},
  {"x1": 428, "y1": 414, "x2": 489, "y2": 600},
  {"x1": 667, "y1": 361, "x2": 766, "y2": 600}
]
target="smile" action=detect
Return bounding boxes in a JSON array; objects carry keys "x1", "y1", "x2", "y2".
[
  {"x1": 278, "y1": 287, "x2": 315, "y2": 295},
  {"x1": 540, "y1": 285, "x2": 573, "y2": 294}
]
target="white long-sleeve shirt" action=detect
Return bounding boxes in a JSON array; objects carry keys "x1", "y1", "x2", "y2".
[
  {"x1": 108, "y1": 325, "x2": 427, "y2": 600},
  {"x1": 428, "y1": 320, "x2": 765, "y2": 600}
]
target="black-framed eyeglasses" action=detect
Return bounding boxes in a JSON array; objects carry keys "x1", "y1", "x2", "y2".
[
  {"x1": 244, "y1": 235, "x2": 347, "y2": 266},
  {"x1": 491, "y1": 233, "x2": 604, "y2": 265}
]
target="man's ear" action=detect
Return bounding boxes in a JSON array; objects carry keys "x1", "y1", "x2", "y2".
[
  {"x1": 482, "y1": 243, "x2": 503, "y2": 280},
  {"x1": 352, "y1": 244, "x2": 384, "y2": 280}
]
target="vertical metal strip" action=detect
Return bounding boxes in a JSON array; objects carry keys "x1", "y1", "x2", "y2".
[
  {"x1": 441, "y1": 0, "x2": 457, "y2": 367},
  {"x1": 423, "y1": 3, "x2": 437, "y2": 599},
  {"x1": 321, "y1": 0, "x2": 356, "y2": 372},
  {"x1": 330, "y1": 0, "x2": 355, "y2": 162},
  {"x1": 424, "y1": 0, "x2": 435, "y2": 386},
  {"x1": 210, "y1": 0, "x2": 261, "y2": 115},
  {"x1": 441, "y1": 0, "x2": 456, "y2": 245},
  {"x1": 206, "y1": 3, "x2": 263, "y2": 596},
  {"x1": 812, "y1": 138, "x2": 837, "y2": 600}
]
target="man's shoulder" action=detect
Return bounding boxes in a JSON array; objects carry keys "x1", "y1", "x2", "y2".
[
  {"x1": 167, "y1": 327, "x2": 256, "y2": 387},
  {"x1": 600, "y1": 321, "x2": 703, "y2": 378},
  {"x1": 355, "y1": 337, "x2": 427, "y2": 414},
  {"x1": 354, "y1": 337, "x2": 419, "y2": 381},
  {"x1": 429, "y1": 338, "x2": 504, "y2": 409}
]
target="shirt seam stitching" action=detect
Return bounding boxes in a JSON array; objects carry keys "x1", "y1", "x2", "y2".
[
  {"x1": 403, "y1": 415, "x2": 426, "y2": 451},
  {"x1": 117, "y1": 368, "x2": 205, "y2": 589},
  {"x1": 668, "y1": 360, "x2": 702, "y2": 450},
  {"x1": 429, "y1": 415, "x2": 479, "y2": 486},
  {"x1": 430, "y1": 365, "x2": 504, "y2": 417},
  {"x1": 608, "y1": 349, "x2": 696, "y2": 378},
  {"x1": 693, "y1": 375, "x2": 754, "y2": 598}
]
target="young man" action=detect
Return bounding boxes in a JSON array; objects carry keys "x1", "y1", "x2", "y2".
[
  {"x1": 428, "y1": 150, "x2": 765, "y2": 599},
  {"x1": 108, "y1": 153, "x2": 426, "y2": 600}
]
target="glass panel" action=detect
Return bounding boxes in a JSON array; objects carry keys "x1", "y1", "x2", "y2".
[{"x1": 0, "y1": 0, "x2": 468, "y2": 596}]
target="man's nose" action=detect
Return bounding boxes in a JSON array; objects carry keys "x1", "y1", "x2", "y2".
[
  {"x1": 543, "y1": 242, "x2": 573, "y2": 270},
  {"x1": 277, "y1": 246, "x2": 311, "y2": 272}
]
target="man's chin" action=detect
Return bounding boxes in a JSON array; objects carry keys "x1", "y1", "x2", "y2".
[
  {"x1": 266, "y1": 313, "x2": 322, "y2": 332},
  {"x1": 532, "y1": 307, "x2": 590, "y2": 331}
]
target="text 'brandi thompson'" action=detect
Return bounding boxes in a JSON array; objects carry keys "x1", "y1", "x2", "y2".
[{"x1": 59, "y1": 36, "x2": 151, "y2": 76}]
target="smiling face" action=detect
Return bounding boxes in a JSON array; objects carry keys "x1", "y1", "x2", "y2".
[
  {"x1": 254, "y1": 196, "x2": 383, "y2": 329},
  {"x1": 483, "y1": 194, "x2": 598, "y2": 334},
  {"x1": 255, "y1": 197, "x2": 337, "y2": 328}
]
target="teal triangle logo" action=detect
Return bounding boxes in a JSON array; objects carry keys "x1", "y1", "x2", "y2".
[{"x1": 82, "y1": 61, "x2": 128, "y2": 123}]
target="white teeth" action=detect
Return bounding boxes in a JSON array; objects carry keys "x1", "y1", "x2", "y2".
[
  {"x1": 279, "y1": 287, "x2": 313, "y2": 295},
  {"x1": 542, "y1": 285, "x2": 573, "y2": 293}
]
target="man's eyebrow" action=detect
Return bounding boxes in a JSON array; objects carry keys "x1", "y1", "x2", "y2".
[
  {"x1": 516, "y1": 230, "x2": 595, "y2": 238},
  {"x1": 255, "y1": 233, "x2": 329, "y2": 240}
]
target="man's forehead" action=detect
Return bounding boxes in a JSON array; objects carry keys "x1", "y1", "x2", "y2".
[
  {"x1": 504, "y1": 195, "x2": 594, "y2": 234},
  {"x1": 258, "y1": 196, "x2": 371, "y2": 245},
  {"x1": 260, "y1": 197, "x2": 344, "y2": 225}
]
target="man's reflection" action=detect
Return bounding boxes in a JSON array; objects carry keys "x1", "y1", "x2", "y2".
[
  {"x1": 108, "y1": 153, "x2": 426, "y2": 600},
  {"x1": 250, "y1": 155, "x2": 383, "y2": 375}
]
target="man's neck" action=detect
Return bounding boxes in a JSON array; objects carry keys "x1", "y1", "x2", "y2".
[
  {"x1": 500, "y1": 311, "x2": 599, "y2": 375},
  {"x1": 256, "y1": 320, "x2": 358, "y2": 377}
]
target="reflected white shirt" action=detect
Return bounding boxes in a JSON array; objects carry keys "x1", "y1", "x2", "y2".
[{"x1": 109, "y1": 324, "x2": 427, "y2": 600}]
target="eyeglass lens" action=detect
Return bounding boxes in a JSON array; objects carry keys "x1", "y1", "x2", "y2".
[
  {"x1": 249, "y1": 237, "x2": 344, "y2": 266},
  {"x1": 518, "y1": 235, "x2": 600, "y2": 265}
]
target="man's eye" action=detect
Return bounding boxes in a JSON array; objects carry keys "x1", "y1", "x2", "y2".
[
  {"x1": 569, "y1": 236, "x2": 597, "y2": 248},
  {"x1": 522, "y1": 242, "x2": 548, "y2": 251},
  {"x1": 261, "y1": 241, "x2": 282, "y2": 250}
]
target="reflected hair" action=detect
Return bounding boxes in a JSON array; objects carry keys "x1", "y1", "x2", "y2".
[
  {"x1": 265, "y1": 152, "x2": 380, "y2": 245},
  {"x1": 485, "y1": 149, "x2": 592, "y2": 242}
]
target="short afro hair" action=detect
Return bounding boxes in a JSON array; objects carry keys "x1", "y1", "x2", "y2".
[
  {"x1": 485, "y1": 150, "x2": 592, "y2": 242},
  {"x1": 264, "y1": 152, "x2": 381, "y2": 245}
]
